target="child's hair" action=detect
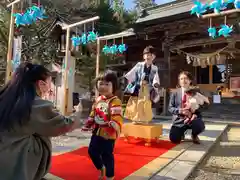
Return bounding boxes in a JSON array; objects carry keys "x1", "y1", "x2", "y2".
[{"x1": 95, "y1": 70, "x2": 119, "y2": 94}]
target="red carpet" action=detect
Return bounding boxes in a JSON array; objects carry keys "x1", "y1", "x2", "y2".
[{"x1": 50, "y1": 137, "x2": 176, "y2": 180}]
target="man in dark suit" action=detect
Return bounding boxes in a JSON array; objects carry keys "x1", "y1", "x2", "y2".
[{"x1": 168, "y1": 71, "x2": 206, "y2": 144}]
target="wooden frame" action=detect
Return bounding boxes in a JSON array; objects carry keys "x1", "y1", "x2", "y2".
[
  {"x1": 95, "y1": 30, "x2": 135, "y2": 97},
  {"x1": 61, "y1": 16, "x2": 99, "y2": 115},
  {"x1": 6, "y1": 0, "x2": 22, "y2": 83}
]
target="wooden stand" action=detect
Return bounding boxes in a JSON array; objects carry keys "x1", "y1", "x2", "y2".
[
  {"x1": 60, "y1": 16, "x2": 99, "y2": 115},
  {"x1": 122, "y1": 123, "x2": 163, "y2": 146}
]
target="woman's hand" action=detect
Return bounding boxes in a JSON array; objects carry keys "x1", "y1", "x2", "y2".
[{"x1": 71, "y1": 120, "x2": 81, "y2": 130}]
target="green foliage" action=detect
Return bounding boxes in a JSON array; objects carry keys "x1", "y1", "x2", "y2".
[
  {"x1": 0, "y1": 6, "x2": 10, "y2": 59},
  {"x1": 94, "y1": 2, "x2": 123, "y2": 36},
  {"x1": 133, "y1": 0, "x2": 157, "y2": 12}
]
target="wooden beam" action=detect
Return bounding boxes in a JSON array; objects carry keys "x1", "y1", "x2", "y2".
[
  {"x1": 62, "y1": 16, "x2": 99, "y2": 29},
  {"x1": 201, "y1": 9, "x2": 240, "y2": 19},
  {"x1": 7, "y1": 0, "x2": 21, "y2": 7},
  {"x1": 95, "y1": 38, "x2": 100, "y2": 98},
  {"x1": 144, "y1": 18, "x2": 204, "y2": 32},
  {"x1": 98, "y1": 30, "x2": 135, "y2": 41},
  {"x1": 170, "y1": 35, "x2": 240, "y2": 50}
]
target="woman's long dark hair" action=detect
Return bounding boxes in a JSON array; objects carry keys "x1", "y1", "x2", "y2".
[{"x1": 0, "y1": 62, "x2": 51, "y2": 131}]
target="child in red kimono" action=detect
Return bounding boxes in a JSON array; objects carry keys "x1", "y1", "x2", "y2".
[{"x1": 82, "y1": 70, "x2": 123, "y2": 180}]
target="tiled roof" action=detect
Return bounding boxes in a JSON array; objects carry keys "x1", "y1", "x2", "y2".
[{"x1": 136, "y1": 0, "x2": 193, "y2": 23}]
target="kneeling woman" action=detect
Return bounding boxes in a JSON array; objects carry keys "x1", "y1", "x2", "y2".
[
  {"x1": 168, "y1": 71, "x2": 206, "y2": 144},
  {"x1": 0, "y1": 63, "x2": 80, "y2": 180}
]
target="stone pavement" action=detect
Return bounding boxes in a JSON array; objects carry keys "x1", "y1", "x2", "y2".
[{"x1": 45, "y1": 121, "x2": 227, "y2": 180}]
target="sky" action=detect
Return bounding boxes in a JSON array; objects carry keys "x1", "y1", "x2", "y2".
[{"x1": 124, "y1": 0, "x2": 175, "y2": 9}]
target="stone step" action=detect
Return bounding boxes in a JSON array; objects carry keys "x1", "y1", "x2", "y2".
[{"x1": 202, "y1": 113, "x2": 240, "y2": 120}]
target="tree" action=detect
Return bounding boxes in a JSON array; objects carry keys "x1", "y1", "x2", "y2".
[{"x1": 133, "y1": 0, "x2": 156, "y2": 13}]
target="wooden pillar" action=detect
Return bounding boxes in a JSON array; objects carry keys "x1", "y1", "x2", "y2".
[
  {"x1": 209, "y1": 65, "x2": 213, "y2": 84},
  {"x1": 62, "y1": 27, "x2": 70, "y2": 115},
  {"x1": 6, "y1": 4, "x2": 15, "y2": 83},
  {"x1": 163, "y1": 43, "x2": 171, "y2": 87},
  {"x1": 95, "y1": 38, "x2": 100, "y2": 98},
  {"x1": 162, "y1": 41, "x2": 171, "y2": 115},
  {"x1": 194, "y1": 66, "x2": 197, "y2": 84},
  {"x1": 225, "y1": 57, "x2": 229, "y2": 89}
]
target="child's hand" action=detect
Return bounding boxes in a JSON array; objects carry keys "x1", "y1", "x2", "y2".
[
  {"x1": 81, "y1": 126, "x2": 92, "y2": 132},
  {"x1": 180, "y1": 108, "x2": 191, "y2": 116},
  {"x1": 190, "y1": 114, "x2": 197, "y2": 121},
  {"x1": 184, "y1": 118, "x2": 191, "y2": 124}
]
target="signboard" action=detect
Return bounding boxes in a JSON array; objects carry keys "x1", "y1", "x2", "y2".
[{"x1": 230, "y1": 77, "x2": 240, "y2": 92}]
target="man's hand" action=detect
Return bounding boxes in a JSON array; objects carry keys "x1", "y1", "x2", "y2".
[
  {"x1": 153, "y1": 83, "x2": 160, "y2": 89},
  {"x1": 179, "y1": 108, "x2": 191, "y2": 116},
  {"x1": 190, "y1": 114, "x2": 197, "y2": 121},
  {"x1": 140, "y1": 80, "x2": 148, "y2": 86}
]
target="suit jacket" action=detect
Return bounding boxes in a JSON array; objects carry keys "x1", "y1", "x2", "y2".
[
  {"x1": 0, "y1": 97, "x2": 76, "y2": 180},
  {"x1": 168, "y1": 88, "x2": 204, "y2": 127}
]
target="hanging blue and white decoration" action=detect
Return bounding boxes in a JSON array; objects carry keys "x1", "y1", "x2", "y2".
[
  {"x1": 118, "y1": 43, "x2": 127, "y2": 53},
  {"x1": 234, "y1": 0, "x2": 240, "y2": 8},
  {"x1": 109, "y1": 44, "x2": 118, "y2": 54},
  {"x1": 191, "y1": 1, "x2": 208, "y2": 17},
  {"x1": 71, "y1": 36, "x2": 81, "y2": 47},
  {"x1": 223, "y1": 0, "x2": 235, "y2": 6},
  {"x1": 71, "y1": 31, "x2": 98, "y2": 47},
  {"x1": 102, "y1": 45, "x2": 110, "y2": 54},
  {"x1": 218, "y1": 24, "x2": 233, "y2": 37},
  {"x1": 190, "y1": 0, "x2": 237, "y2": 38},
  {"x1": 13, "y1": 5, "x2": 47, "y2": 26},
  {"x1": 190, "y1": 0, "x2": 240, "y2": 17},
  {"x1": 209, "y1": 0, "x2": 226, "y2": 13},
  {"x1": 101, "y1": 44, "x2": 127, "y2": 55},
  {"x1": 87, "y1": 31, "x2": 98, "y2": 42},
  {"x1": 208, "y1": 27, "x2": 217, "y2": 39}
]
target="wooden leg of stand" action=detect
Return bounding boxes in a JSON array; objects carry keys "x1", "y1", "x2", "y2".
[
  {"x1": 145, "y1": 139, "x2": 151, "y2": 147},
  {"x1": 124, "y1": 135, "x2": 129, "y2": 143}
]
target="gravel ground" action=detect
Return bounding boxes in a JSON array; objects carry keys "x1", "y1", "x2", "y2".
[{"x1": 188, "y1": 126, "x2": 240, "y2": 180}]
